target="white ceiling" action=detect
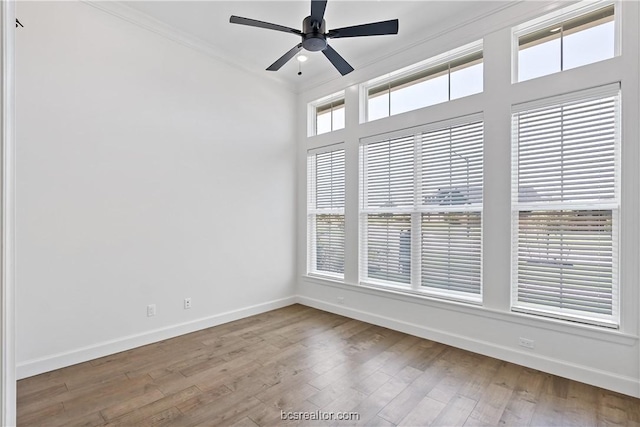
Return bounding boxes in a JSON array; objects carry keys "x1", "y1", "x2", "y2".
[{"x1": 120, "y1": 1, "x2": 511, "y2": 91}]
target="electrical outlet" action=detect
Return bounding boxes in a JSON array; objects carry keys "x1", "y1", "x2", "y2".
[
  {"x1": 518, "y1": 337, "x2": 534, "y2": 349},
  {"x1": 337, "y1": 297, "x2": 345, "y2": 304},
  {"x1": 147, "y1": 304, "x2": 156, "y2": 317},
  {"x1": 184, "y1": 298, "x2": 192, "y2": 309}
]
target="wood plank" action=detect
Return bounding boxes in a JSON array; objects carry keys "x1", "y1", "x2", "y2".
[
  {"x1": 490, "y1": 361, "x2": 524, "y2": 390},
  {"x1": 463, "y1": 415, "x2": 495, "y2": 426},
  {"x1": 358, "y1": 415, "x2": 395, "y2": 427},
  {"x1": 468, "y1": 383, "x2": 513, "y2": 425},
  {"x1": 17, "y1": 402, "x2": 65, "y2": 426},
  {"x1": 530, "y1": 392, "x2": 568, "y2": 427},
  {"x1": 100, "y1": 388, "x2": 165, "y2": 421},
  {"x1": 597, "y1": 389, "x2": 630, "y2": 426},
  {"x1": 457, "y1": 356, "x2": 501, "y2": 401},
  {"x1": 16, "y1": 382, "x2": 68, "y2": 409},
  {"x1": 61, "y1": 410, "x2": 105, "y2": 427},
  {"x1": 253, "y1": 369, "x2": 319, "y2": 405},
  {"x1": 306, "y1": 381, "x2": 354, "y2": 408},
  {"x1": 378, "y1": 368, "x2": 445, "y2": 423},
  {"x1": 103, "y1": 386, "x2": 210, "y2": 426},
  {"x1": 62, "y1": 374, "x2": 156, "y2": 420},
  {"x1": 407, "y1": 341, "x2": 448, "y2": 371},
  {"x1": 17, "y1": 373, "x2": 67, "y2": 400},
  {"x1": 183, "y1": 394, "x2": 263, "y2": 427},
  {"x1": 432, "y1": 394, "x2": 478, "y2": 426},
  {"x1": 145, "y1": 406, "x2": 183, "y2": 427},
  {"x1": 352, "y1": 370, "x2": 392, "y2": 396},
  {"x1": 229, "y1": 416, "x2": 260, "y2": 427},
  {"x1": 302, "y1": 319, "x2": 373, "y2": 350},
  {"x1": 377, "y1": 340, "x2": 433, "y2": 377},
  {"x1": 426, "y1": 369, "x2": 467, "y2": 404},
  {"x1": 397, "y1": 396, "x2": 446, "y2": 427},
  {"x1": 321, "y1": 387, "x2": 368, "y2": 413},
  {"x1": 563, "y1": 380, "x2": 598, "y2": 426},
  {"x1": 350, "y1": 366, "x2": 422, "y2": 425},
  {"x1": 498, "y1": 402, "x2": 536, "y2": 427}
]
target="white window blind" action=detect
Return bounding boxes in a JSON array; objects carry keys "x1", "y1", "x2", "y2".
[
  {"x1": 360, "y1": 135, "x2": 414, "y2": 285},
  {"x1": 421, "y1": 122, "x2": 483, "y2": 295},
  {"x1": 360, "y1": 117, "x2": 483, "y2": 301},
  {"x1": 511, "y1": 85, "x2": 620, "y2": 327},
  {"x1": 366, "y1": 214, "x2": 412, "y2": 284},
  {"x1": 308, "y1": 148, "x2": 345, "y2": 277}
]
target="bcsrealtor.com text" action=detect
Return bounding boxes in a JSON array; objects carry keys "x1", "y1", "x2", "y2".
[{"x1": 280, "y1": 410, "x2": 361, "y2": 421}]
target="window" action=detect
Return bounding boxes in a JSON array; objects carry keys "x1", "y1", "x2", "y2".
[
  {"x1": 360, "y1": 134, "x2": 415, "y2": 285},
  {"x1": 360, "y1": 117, "x2": 483, "y2": 302},
  {"x1": 307, "y1": 147, "x2": 345, "y2": 277},
  {"x1": 365, "y1": 47, "x2": 483, "y2": 122},
  {"x1": 511, "y1": 85, "x2": 620, "y2": 327},
  {"x1": 517, "y1": 4, "x2": 615, "y2": 82},
  {"x1": 313, "y1": 97, "x2": 345, "y2": 135}
]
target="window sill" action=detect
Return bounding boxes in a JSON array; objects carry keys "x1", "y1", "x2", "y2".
[
  {"x1": 361, "y1": 280, "x2": 482, "y2": 305},
  {"x1": 300, "y1": 274, "x2": 638, "y2": 346}
]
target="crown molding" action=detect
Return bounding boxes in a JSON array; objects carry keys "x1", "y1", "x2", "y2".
[{"x1": 81, "y1": 0, "x2": 296, "y2": 94}]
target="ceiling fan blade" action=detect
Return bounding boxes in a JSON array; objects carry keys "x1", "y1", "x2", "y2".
[
  {"x1": 322, "y1": 45, "x2": 354, "y2": 76},
  {"x1": 310, "y1": 0, "x2": 328, "y2": 24},
  {"x1": 327, "y1": 19, "x2": 399, "y2": 38},
  {"x1": 267, "y1": 44, "x2": 304, "y2": 71},
  {"x1": 230, "y1": 16, "x2": 302, "y2": 36}
]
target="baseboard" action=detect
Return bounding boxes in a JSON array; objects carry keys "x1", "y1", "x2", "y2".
[
  {"x1": 17, "y1": 296, "x2": 297, "y2": 379},
  {"x1": 296, "y1": 295, "x2": 640, "y2": 398}
]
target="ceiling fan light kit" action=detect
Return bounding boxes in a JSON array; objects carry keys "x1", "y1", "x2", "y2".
[{"x1": 229, "y1": 0, "x2": 399, "y2": 76}]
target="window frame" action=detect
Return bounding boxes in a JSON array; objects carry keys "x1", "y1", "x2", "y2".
[
  {"x1": 361, "y1": 41, "x2": 483, "y2": 123},
  {"x1": 308, "y1": 91, "x2": 345, "y2": 137},
  {"x1": 307, "y1": 144, "x2": 346, "y2": 279},
  {"x1": 300, "y1": 0, "x2": 638, "y2": 334},
  {"x1": 510, "y1": 84, "x2": 621, "y2": 328},
  {"x1": 512, "y1": 1, "x2": 619, "y2": 83},
  {"x1": 359, "y1": 114, "x2": 484, "y2": 304}
]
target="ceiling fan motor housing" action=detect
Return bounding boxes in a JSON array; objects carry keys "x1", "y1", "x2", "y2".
[{"x1": 302, "y1": 16, "x2": 327, "y2": 51}]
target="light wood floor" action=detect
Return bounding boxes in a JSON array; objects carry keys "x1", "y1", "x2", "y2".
[{"x1": 17, "y1": 304, "x2": 640, "y2": 427}]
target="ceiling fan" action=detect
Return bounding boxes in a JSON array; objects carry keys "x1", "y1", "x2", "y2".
[{"x1": 229, "y1": 0, "x2": 399, "y2": 76}]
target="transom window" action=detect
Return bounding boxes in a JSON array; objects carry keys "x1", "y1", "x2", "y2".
[
  {"x1": 312, "y1": 94, "x2": 345, "y2": 136},
  {"x1": 364, "y1": 44, "x2": 483, "y2": 122},
  {"x1": 516, "y1": 4, "x2": 615, "y2": 82}
]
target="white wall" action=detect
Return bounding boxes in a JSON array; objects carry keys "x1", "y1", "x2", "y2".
[
  {"x1": 297, "y1": 1, "x2": 640, "y2": 398},
  {"x1": 15, "y1": 1, "x2": 297, "y2": 377}
]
